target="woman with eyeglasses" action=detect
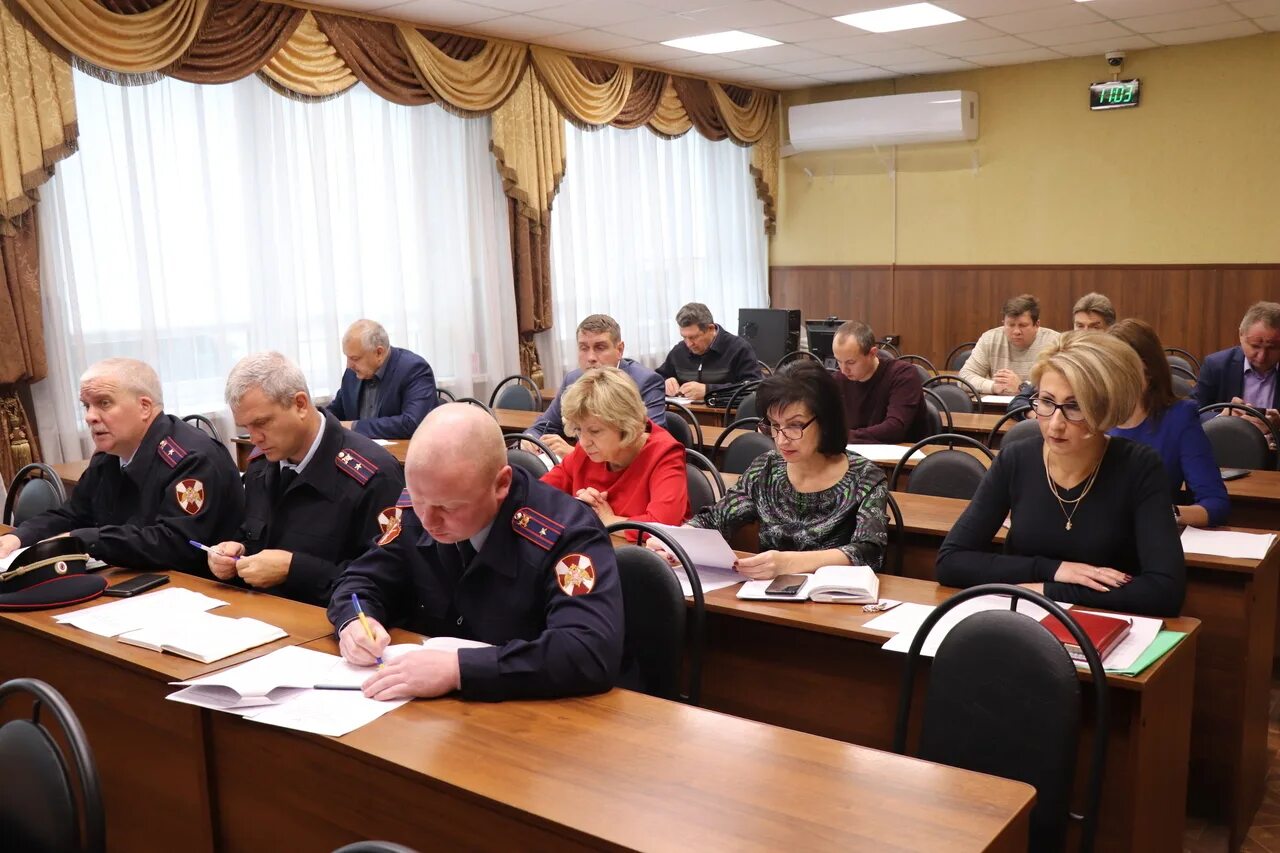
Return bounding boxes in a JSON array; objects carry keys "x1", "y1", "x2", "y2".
[
  {"x1": 1108, "y1": 318, "x2": 1228, "y2": 528},
  {"x1": 654, "y1": 360, "x2": 888, "y2": 579},
  {"x1": 936, "y1": 332, "x2": 1185, "y2": 616}
]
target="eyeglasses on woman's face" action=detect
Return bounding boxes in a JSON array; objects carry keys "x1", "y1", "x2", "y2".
[
  {"x1": 1029, "y1": 396, "x2": 1087, "y2": 422},
  {"x1": 757, "y1": 416, "x2": 816, "y2": 441}
]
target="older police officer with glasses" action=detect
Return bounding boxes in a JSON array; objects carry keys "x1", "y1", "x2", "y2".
[
  {"x1": 937, "y1": 332, "x2": 1186, "y2": 617},
  {"x1": 650, "y1": 361, "x2": 889, "y2": 580}
]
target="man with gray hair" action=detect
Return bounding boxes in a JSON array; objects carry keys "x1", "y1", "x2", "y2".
[
  {"x1": 327, "y1": 319, "x2": 437, "y2": 439},
  {"x1": 1194, "y1": 301, "x2": 1280, "y2": 438},
  {"x1": 207, "y1": 352, "x2": 404, "y2": 605},
  {"x1": 0, "y1": 357, "x2": 243, "y2": 573},
  {"x1": 655, "y1": 302, "x2": 763, "y2": 402}
]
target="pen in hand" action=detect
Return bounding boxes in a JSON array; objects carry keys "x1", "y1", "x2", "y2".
[
  {"x1": 188, "y1": 540, "x2": 238, "y2": 561},
  {"x1": 352, "y1": 593, "x2": 384, "y2": 668}
]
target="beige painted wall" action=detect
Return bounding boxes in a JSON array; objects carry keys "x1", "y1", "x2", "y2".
[{"x1": 771, "y1": 32, "x2": 1280, "y2": 266}]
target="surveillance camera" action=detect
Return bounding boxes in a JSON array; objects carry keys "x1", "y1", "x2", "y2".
[{"x1": 1105, "y1": 51, "x2": 1125, "y2": 67}]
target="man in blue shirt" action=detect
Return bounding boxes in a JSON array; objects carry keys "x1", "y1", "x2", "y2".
[
  {"x1": 1194, "y1": 302, "x2": 1280, "y2": 442},
  {"x1": 527, "y1": 314, "x2": 665, "y2": 459},
  {"x1": 327, "y1": 319, "x2": 437, "y2": 439}
]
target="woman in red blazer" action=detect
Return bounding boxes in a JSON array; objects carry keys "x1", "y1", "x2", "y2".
[{"x1": 541, "y1": 367, "x2": 690, "y2": 528}]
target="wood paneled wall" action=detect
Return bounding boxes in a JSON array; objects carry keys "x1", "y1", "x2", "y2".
[{"x1": 770, "y1": 265, "x2": 1280, "y2": 369}]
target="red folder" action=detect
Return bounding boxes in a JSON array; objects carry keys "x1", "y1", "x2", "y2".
[{"x1": 1040, "y1": 609, "x2": 1132, "y2": 662}]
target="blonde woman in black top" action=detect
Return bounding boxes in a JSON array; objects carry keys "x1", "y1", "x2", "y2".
[{"x1": 936, "y1": 331, "x2": 1185, "y2": 616}]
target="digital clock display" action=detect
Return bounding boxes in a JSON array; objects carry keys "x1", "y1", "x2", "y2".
[{"x1": 1090, "y1": 79, "x2": 1140, "y2": 110}]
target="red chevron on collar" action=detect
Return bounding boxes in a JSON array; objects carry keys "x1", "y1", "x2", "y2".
[
  {"x1": 395, "y1": 488, "x2": 412, "y2": 509},
  {"x1": 512, "y1": 506, "x2": 563, "y2": 550},
  {"x1": 335, "y1": 449, "x2": 377, "y2": 485}
]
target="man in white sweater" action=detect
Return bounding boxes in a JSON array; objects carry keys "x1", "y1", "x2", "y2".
[{"x1": 960, "y1": 294, "x2": 1061, "y2": 395}]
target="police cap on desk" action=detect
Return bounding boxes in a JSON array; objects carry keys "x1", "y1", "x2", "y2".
[{"x1": 0, "y1": 537, "x2": 106, "y2": 610}]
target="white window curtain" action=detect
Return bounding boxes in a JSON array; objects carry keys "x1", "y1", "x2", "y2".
[
  {"x1": 540, "y1": 123, "x2": 768, "y2": 388},
  {"x1": 33, "y1": 70, "x2": 519, "y2": 463}
]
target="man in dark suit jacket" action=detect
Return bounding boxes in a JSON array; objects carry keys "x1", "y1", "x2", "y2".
[
  {"x1": 1193, "y1": 301, "x2": 1280, "y2": 440},
  {"x1": 327, "y1": 319, "x2": 437, "y2": 439}
]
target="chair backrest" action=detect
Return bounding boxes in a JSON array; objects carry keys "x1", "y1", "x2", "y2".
[
  {"x1": 757, "y1": 360, "x2": 773, "y2": 377},
  {"x1": 878, "y1": 339, "x2": 901, "y2": 358},
  {"x1": 454, "y1": 397, "x2": 497, "y2": 420},
  {"x1": 710, "y1": 417, "x2": 773, "y2": 474},
  {"x1": 1168, "y1": 362, "x2": 1196, "y2": 383},
  {"x1": 725, "y1": 391, "x2": 758, "y2": 425},
  {"x1": 504, "y1": 432, "x2": 560, "y2": 466},
  {"x1": 985, "y1": 408, "x2": 1030, "y2": 449},
  {"x1": 895, "y1": 585, "x2": 1109, "y2": 853},
  {"x1": 333, "y1": 843, "x2": 421, "y2": 853},
  {"x1": 4, "y1": 463, "x2": 68, "y2": 527},
  {"x1": 921, "y1": 388, "x2": 951, "y2": 435},
  {"x1": 664, "y1": 401, "x2": 703, "y2": 450},
  {"x1": 180, "y1": 413, "x2": 221, "y2": 443},
  {"x1": 506, "y1": 447, "x2": 548, "y2": 481},
  {"x1": 606, "y1": 521, "x2": 705, "y2": 705},
  {"x1": 437, "y1": 387, "x2": 457, "y2": 404},
  {"x1": 945, "y1": 342, "x2": 977, "y2": 372},
  {"x1": 890, "y1": 433, "x2": 994, "y2": 499},
  {"x1": 1199, "y1": 403, "x2": 1278, "y2": 470},
  {"x1": 774, "y1": 350, "x2": 821, "y2": 371},
  {"x1": 489, "y1": 375, "x2": 540, "y2": 411},
  {"x1": 883, "y1": 492, "x2": 904, "y2": 577},
  {"x1": 683, "y1": 448, "x2": 724, "y2": 515},
  {"x1": 0, "y1": 678, "x2": 104, "y2": 853},
  {"x1": 1171, "y1": 374, "x2": 1194, "y2": 398},
  {"x1": 1164, "y1": 346, "x2": 1201, "y2": 372},
  {"x1": 922, "y1": 375, "x2": 981, "y2": 414},
  {"x1": 1001, "y1": 417, "x2": 1043, "y2": 450},
  {"x1": 898, "y1": 354, "x2": 937, "y2": 379}
]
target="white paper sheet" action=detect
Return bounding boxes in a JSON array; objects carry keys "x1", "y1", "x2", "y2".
[
  {"x1": 675, "y1": 564, "x2": 743, "y2": 597},
  {"x1": 880, "y1": 595, "x2": 1071, "y2": 656},
  {"x1": 648, "y1": 524, "x2": 738, "y2": 571},
  {"x1": 666, "y1": 396, "x2": 695, "y2": 406},
  {"x1": 846, "y1": 444, "x2": 926, "y2": 464},
  {"x1": 248, "y1": 688, "x2": 408, "y2": 738},
  {"x1": 371, "y1": 439, "x2": 394, "y2": 446},
  {"x1": 1089, "y1": 614, "x2": 1162, "y2": 671},
  {"x1": 55, "y1": 587, "x2": 228, "y2": 636},
  {"x1": 864, "y1": 602, "x2": 935, "y2": 634},
  {"x1": 1180, "y1": 527, "x2": 1277, "y2": 560},
  {"x1": 981, "y1": 395, "x2": 1017, "y2": 405}
]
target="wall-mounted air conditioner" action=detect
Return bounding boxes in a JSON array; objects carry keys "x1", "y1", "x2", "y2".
[{"x1": 785, "y1": 90, "x2": 978, "y2": 155}]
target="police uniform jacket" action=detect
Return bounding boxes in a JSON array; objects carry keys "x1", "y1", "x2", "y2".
[
  {"x1": 328, "y1": 466, "x2": 624, "y2": 702},
  {"x1": 240, "y1": 412, "x2": 404, "y2": 606},
  {"x1": 13, "y1": 413, "x2": 243, "y2": 574}
]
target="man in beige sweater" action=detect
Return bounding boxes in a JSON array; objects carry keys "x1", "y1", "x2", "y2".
[{"x1": 959, "y1": 294, "x2": 1060, "y2": 395}]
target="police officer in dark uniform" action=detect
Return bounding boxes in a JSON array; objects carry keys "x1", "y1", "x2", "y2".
[
  {"x1": 329, "y1": 403, "x2": 623, "y2": 702},
  {"x1": 0, "y1": 358, "x2": 243, "y2": 574},
  {"x1": 206, "y1": 352, "x2": 404, "y2": 606}
]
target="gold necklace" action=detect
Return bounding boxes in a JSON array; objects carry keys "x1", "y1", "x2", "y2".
[{"x1": 1042, "y1": 444, "x2": 1105, "y2": 531}]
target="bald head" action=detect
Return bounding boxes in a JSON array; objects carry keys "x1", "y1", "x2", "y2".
[
  {"x1": 405, "y1": 404, "x2": 512, "y2": 543},
  {"x1": 342, "y1": 319, "x2": 391, "y2": 380}
]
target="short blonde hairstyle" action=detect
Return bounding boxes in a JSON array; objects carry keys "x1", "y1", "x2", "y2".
[
  {"x1": 1031, "y1": 331, "x2": 1144, "y2": 433},
  {"x1": 561, "y1": 367, "x2": 647, "y2": 446}
]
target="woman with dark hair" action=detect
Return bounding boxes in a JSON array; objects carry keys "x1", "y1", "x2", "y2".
[
  {"x1": 654, "y1": 360, "x2": 888, "y2": 579},
  {"x1": 1108, "y1": 318, "x2": 1228, "y2": 527}
]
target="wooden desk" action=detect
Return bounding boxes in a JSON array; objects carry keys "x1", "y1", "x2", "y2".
[
  {"x1": 1223, "y1": 469, "x2": 1280, "y2": 529},
  {"x1": 697, "y1": 574, "x2": 1198, "y2": 853},
  {"x1": 891, "y1": 490, "x2": 1278, "y2": 850},
  {"x1": 206, "y1": 633, "x2": 1034, "y2": 852},
  {"x1": 0, "y1": 568, "x2": 334, "y2": 852},
  {"x1": 949, "y1": 411, "x2": 1008, "y2": 441}
]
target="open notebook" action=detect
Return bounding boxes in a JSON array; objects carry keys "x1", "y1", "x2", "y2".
[
  {"x1": 118, "y1": 611, "x2": 286, "y2": 664},
  {"x1": 737, "y1": 565, "x2": 879, "y2": 604}
]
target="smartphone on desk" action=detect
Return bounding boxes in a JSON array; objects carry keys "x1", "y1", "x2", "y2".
[
  {"x1": 103, "y1": 573, "x2": 169, "y2": 597},
  {"x1": 765, "y1": 574, "x2": 808, "y2": 596}
]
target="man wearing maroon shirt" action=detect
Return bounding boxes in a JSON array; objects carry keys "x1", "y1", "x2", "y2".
[{"x1": 831, "y1": 322, "x2": 930, "y2": 444}]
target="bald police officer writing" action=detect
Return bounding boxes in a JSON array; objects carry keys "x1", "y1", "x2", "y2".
[
  {"x1": 206, "y1": 352, "x2": 404, "y2": 606},
  {"x1": 0, "y1": 358, "x2": 243, "y2": 572},
  {"x1": 328, "y1": 403, "x2": 624, "y2": 701}
]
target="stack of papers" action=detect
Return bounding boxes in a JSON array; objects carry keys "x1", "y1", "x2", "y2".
[
  {"x1": 1180, "y1": 528, "x2": 1276, "y2": 560},
  {"x1": 648, "y1": 524, "x2": 743, "y2": 595},
  {"x1": 117, "y1": 611, "x2": 287, "y2": 663},
  {"x1": 55, "y1": 587, "x2": 227, "y2": 637},
  {"x1": 846, "y1": 444, "x2": 926, "y2": 464},
  {"x1": 981, "y1": 395, "x2": 1017, "y2": 405}
]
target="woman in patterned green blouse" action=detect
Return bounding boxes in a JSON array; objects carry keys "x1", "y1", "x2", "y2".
[{"x1": 656, "y1": 361, "x2": 889, "y2": 580}]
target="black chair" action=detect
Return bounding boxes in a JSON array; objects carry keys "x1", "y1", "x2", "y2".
[
  {"x1": 1164, "y1": 346, "x2": 1201, "y2": 373},
  {"x1": 945, "y1": 341, "x2": 977, "y2": 372},
  {"x1": 898, "y1": 354, "x2": 937, "y2": 382},
  {"x1": 894, "y1": 584, "x2": 1109, "y2": 853},
  {"x1": 722, "y1": 383, "x2": 759, "y2": 426},
  {"x1": 504, "y1": 433, "x2": 560, "y2": 480},
  {"x1": 889, "y1": 434, "x2": 994, "y2": 500},
  {"x1": 878, "y1": 339, "x2": 901, "y2": 358},
  {"x1": 923, "y1": 375, "x2": 982, "y2": 415},
  {"x1": 986, "y1": 408, "x2": 1032, "y2": 449},
  {"x1": 333, "y1": 843, "x2": 420, "y2": 853},
  {"x1": 921, "y1": 388, "x2": 952, "y2": 435},
  {"x1": 437, "y1": 388, "x2": 457, "y2": 403},
  {"x1": 774, "y1": 350, "x2": 821, "y2": 371},
  {"x1": 489, "y1": 374, "x2": 541, "y2": 411},
  {"x1": 883, "y1": 492, "x2": 904, "y2": 577},
  {"x1": 181, "y1": 413, "x2": 221, "y2": 443},
  {"x1": 0, "y1": 678, "x2": 105, "y2": 853},
  {"x1": 684, "y1": 448, "x2": 724, "y2": 514},
  {"x1": 664, "y1": 401, "x2": 703, "y2": 451},
  {"x1": 1001, "y1": 417, "x2": 1043, "y2": 450},
  {"x1": 4, "y1": 463, "x2": 67, "y2": 527},
  {"x1": 710, "y1": 417, "x2": 773, "y2": 475},
  {"x1": 1170, "y1": 373, "x2": 1194, "y2": 398},
  {"x1": 1199, "y1": 403, "x2": 1279, "y2": 471},
  {"x1": 757, "y1": 360, "x2": 773, "y2": 377},
  {"x1": 1169, "y1": 362, "x2": 1196, "y2": 384},
  {"x1": 606, "y1": 521, "x2": 705, "y2": 705},
  {"x1": 454, "y1": 397, "x2": 497, "y2": 420}
]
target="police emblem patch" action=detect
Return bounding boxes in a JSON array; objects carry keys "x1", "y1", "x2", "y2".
[
  {"x1": 554, "y1": 553, "x2": 596, "y2": 597},
  {"x1": 175, "y1": 479, "x2": 205, "y2": 515},
  {"x1": 377, "y1": 506, "x2": 402, "y2": 535},
  {"x1": 377, "y1": 520, "x2": 401, "y2": 547}
]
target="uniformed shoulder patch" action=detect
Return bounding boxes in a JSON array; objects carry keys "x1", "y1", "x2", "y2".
[
  {"x1": 175, "y1": 478, "x2": 206, "y2": 515},
  {"x1": 395, "y1": 488, "x2": 413, "y2": 509},
  {"x1": 555, "y1": 553, "x2": 596, "y2": 596},
  {"x1": 335, "y1": 448, "x2": 378, "y2": 485},
  {"x1": 377, "y1": 521, "x2": 401, "y2": 547},
  {"x1": 512, "y1": 507, "x2": 564, "y2": 550},
  {"x1": 157, "y1": 437, "x2": 189, "y2": 469},
  {"x1": 377, "y1": 505, "x2": 403, "y2": 536}
]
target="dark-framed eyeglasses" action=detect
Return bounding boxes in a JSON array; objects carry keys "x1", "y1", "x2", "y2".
[
  {"x1": 1028, "y1": 396, "x2": 1087, "y2": 422},
  {"x1": 757, "y1": 417, "x2": 816, "y2": 441}
]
